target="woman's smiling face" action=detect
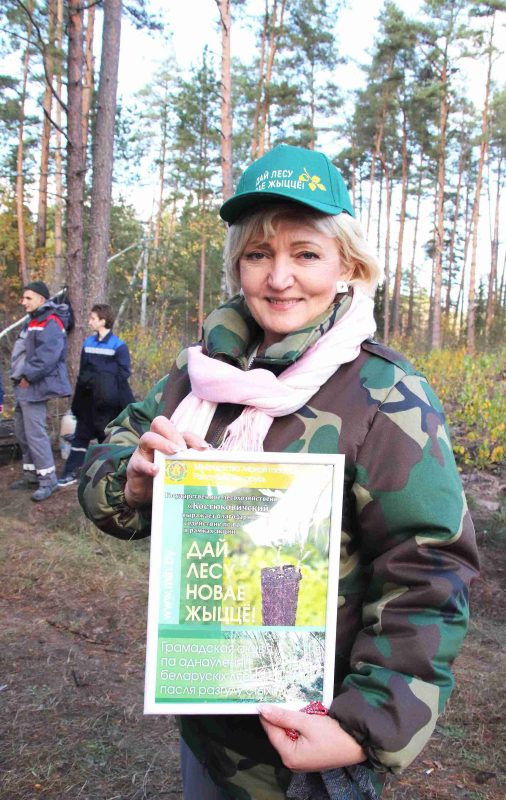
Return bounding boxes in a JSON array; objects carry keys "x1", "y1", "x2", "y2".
[{"x1": 239, "y1": 218, "x2": 351, "y2": 348}]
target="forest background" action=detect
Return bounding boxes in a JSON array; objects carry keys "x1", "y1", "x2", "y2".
[
  {"x1": 0, "y1": 4, "x2": 505, "y2": 798},
  {"x1": 0, "y1": 0, "x2": 505, "y2": 470}
]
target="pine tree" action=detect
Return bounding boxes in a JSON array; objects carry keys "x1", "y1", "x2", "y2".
[
  {"x1": 171, "y1": 53, "x2": 222, "y2": 336},
  {"x1": 86, "y1": 0, "x2": 123, "y2": 302}
]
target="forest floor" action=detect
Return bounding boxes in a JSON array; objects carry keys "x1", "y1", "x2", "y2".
[{"x1": 0, "y1": 453, "x2": 505, "y2": 800}]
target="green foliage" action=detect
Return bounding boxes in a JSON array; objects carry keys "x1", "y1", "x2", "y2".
[
  {"x1": 107, "y1": 200, "x2": 146, "y2": 312},
  {"x1": 119, "y1": 323, "x2": 181, "y2": 399},
  {"x1": 120, "y1": 321, "x2": 505, "y2": 474},
  {"x1": 273, "y1": 0, "x2": 343, "y2": 147},
  {"x1": 404, "y1": 346, "x2": 506, "y2": 470},
  {"x1": 172, "y1": 51, "x2": 221, "y2": 202},
  {"x1": 0, "y1": 187, "x2": 34, "y2": 321}
]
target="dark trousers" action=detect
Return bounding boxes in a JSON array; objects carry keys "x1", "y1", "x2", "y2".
[
  {"x1": 179, "y1": 739, "x2": 226, "y2": 799},
  {"x1": 62, "y1": 416, "x2": 107, "y2": 477}
]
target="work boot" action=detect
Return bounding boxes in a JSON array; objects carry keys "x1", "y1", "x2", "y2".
[
  {"x1": 10, "y1": 473, "x2": 39, "y2": 490},
  {"x1": 31, "y1": 483, "x2": 57, "y2": 502}
]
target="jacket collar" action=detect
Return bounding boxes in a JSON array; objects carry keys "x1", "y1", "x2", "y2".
[
  {"x1": 94, "y1": 330, "x2": 113, "y2": 344},
  {"x1": 202, "y1": 292, "x2": 353, "y2": 369},
  {"x1": 29, "y1": 300, "x2": 53, "y2": 320}
]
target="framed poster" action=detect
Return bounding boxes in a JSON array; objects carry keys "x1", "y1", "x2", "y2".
[{"x1": 144, "y1": 449, "x2": 344, "y2": 714}]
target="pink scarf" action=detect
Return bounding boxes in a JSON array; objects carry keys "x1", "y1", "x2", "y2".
[{"x1": 171, "y1": 288, "x2": 376, "y2": 451}]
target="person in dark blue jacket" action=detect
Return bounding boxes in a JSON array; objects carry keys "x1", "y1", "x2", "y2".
[
  {"x1": 10, "y1": 280, "x2": 72, "y2": 501},
  {"x1": 58, "y1": 303, "x2": 135, "y2": 486}
]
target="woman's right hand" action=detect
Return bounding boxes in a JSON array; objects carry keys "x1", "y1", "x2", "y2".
[{"x1": 124, "y1": 415, "x2": 210, "y2": 508}]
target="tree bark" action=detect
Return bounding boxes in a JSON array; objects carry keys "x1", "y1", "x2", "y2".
[
  {"x1": 407, "y1": 151, "x2": 424, "y2": 336},
  {"x1": 66, "y1": 0, "x2": 87, "y2": 382},
  {"x1": 53, "y1": 0, "x2": 65, "y2": 290},
  {"x1": 36, "y1": 0, "x2": 55, "y2": 251},
  {"x1": 258, "y1": 0, "x2": 286, "y2": 157},
  {"x1": 86, "y1": 0, "x2": 123, "y2": 302},
  {"x1": 140, "y1": 237, "x2": 149, "y2": 329},
  {"x1": 197, "y1": 229, "x2": 206, "y2": 337},
  {"x1": 454, "y1": 175, "x2": 473, "y2": 340},
  {"x1": 445, "y1": 133, "x2": 466, "y2": 319},
  {"x1": 379, "y1": 153, "x2": 391, "y2": 344},
  {"x1": 431, "y1": 55, "x2": 449, "y2": 350},
  {"x1": 216, "y1": 0, "x2": 233, "y2": 200},
  {"x1": 251, "y1": 1, "x2": 268, "y2": 160},
  {"x1": 392, "y1": 108, "x2": 409, "y2": 338},
  {"x1": 82, "y1": 3, "x2": 95, "y2": 154},
  {"x1": 154, "y1": 111, "x2": 167, "y2": 254},
  {"x1": 467, "y1": 15, "x2": 494, "y2": 355},
  {"x1": 350, "y1": 132, "x2": 357, "y2": 209},
  {"x1": 16, "y1": 15, "x2": 33, "y2": 286},
  {"x1": 366, "y1": 84, "x2": 389, "y2": 238},
  {"x1": 485, "y1": 155, "x2": 502, "y2": 338}
]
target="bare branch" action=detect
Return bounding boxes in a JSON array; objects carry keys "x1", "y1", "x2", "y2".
[
  {"x1": 43, "y1": 106, "x2": 68, "y2": 141},
  {"x1": 214, "y1": 0, "x2": 226, "y2": 30}
]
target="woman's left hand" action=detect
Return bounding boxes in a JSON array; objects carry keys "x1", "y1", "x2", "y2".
[{"x1": 258, "y1": 705, "x2": 366, "y2": 772}]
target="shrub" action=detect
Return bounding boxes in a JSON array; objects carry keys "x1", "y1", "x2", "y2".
[
  {"x1": 121, "y1": 323, "x2": 185, "y2": 399},
  {"x1": 122, "y1": 326, "x2": 505, "y2": 472},
  {"x1": 409, "y1": 348, "x2": 505, "y2": 470}
]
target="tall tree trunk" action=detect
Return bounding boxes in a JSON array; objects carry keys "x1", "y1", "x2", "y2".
[
  {"x1": 445, "y1": 135, "x2": 466, "y2": 319},
  {"x1": 140, "y1": 237, "x2": 149, "y2": 328},
  {"x1": 379, "y1": 153, "x2": 391, "y2": 345},
  {"x1": 366, "y1": 71, "x2": 392, "y2": 238},
  {"x1": 407, "y1": 151, "x2": 424, "y2": 336},
  {"x1": 376, "y1": 168, "x2": 383, "y2": 255},
  {"x1": 308, "y1": 61, "x2": 316, "y2": 149},
  {"x1": 251, "y1": 1, "x2": 268, "y2": 159},
  {"x1": 350, "y1": 132, "x2": 357, "y2": 209},
  {"x1": 485, "y1": 155, "x2": 501, "y2": 339},
  {"x1": 82, "y1": 3, "x2": 95, "y2": 154},
  {"x1": 258, "y1": 0, "x2": 286, "y2": 157},
  {"x1": 66, "y1": 0, "x2": 87, "y2": 382},
  {"x1": 86, "y1": 0, "x2": 123, "y2": 302},
  {"x1": 16, "y1": 15, "x2": 33, "y2": 286},
  {"x1": 36, "y1": 0, "x2": 55, "y2": 251},
  {"x1": 154, "y1": 110, "x2": 168, "y2": 254},
  {"x1": 53, "y1": 0, "x2": 65, "y2": 290},
  {"x1": 467, "y1": 15, "x2": 494, "y2": 355},
  {"x1": 216, "y1": 0, "x2": 233, "y2": 199},
  {"x1": 454, "y1": 169, "x2": 473, "y2": 338},
  {"x1": 431, "y1": 55, "x2": 449, "y2": 350},
  {"x1": 392, "y1": 109, "x2": 409, "y2": 338},
  {"x1": 197, "y1": 230, "x2": 206, "y2": 337},
  {"x1": 499, "y1": 251, "x2": 506, "y2": 310}
]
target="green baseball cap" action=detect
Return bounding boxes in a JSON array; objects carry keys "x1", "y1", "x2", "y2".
[{"x1": 220, "y1": 144, "x2": 354, "y2": 223}]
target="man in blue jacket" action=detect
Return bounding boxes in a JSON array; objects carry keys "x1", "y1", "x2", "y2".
[
  {"x1": 10, "y1": 280, "x2": 72, "y2": 501},
  {"x1": 57, "y1": 303, "x2": 135, "y2": 487}
]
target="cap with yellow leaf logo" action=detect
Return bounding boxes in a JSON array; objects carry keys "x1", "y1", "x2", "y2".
[{"x1": 220, "y1": 144, "x2": 354, "y2": 223}]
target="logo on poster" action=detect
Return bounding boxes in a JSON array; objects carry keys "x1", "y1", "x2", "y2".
[{"x1": 166, "y1": 461, "x2": 188, "y2": 481}]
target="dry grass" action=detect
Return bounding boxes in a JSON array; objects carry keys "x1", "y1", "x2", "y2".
[
  {"x1": 0, "y1": 464, "x2": 182, "y2": 800},
  {"x1": 0, "y1": 459, "x2": 504, "y2": 800}
]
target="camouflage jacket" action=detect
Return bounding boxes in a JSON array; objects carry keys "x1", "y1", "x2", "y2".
[{"x1": 79, "y1": 294, "x2": 479, "y2": 788}]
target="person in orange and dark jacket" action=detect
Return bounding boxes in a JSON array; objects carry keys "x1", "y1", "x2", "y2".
[{"x1": 10, "y1": 280, "x2": 72, "y2": 501}]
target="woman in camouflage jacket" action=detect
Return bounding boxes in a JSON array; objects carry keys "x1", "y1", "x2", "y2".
[{"x1": 79, "y1": 145, "x2": 478, "y2": 800}]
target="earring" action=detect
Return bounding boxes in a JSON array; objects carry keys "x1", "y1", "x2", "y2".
[
  {"x1": 239, "y1": 288, "x2": 245, "y2": 297},
  {"x1": 335, "y1": 280, "x2": 348, "y2": 293}
]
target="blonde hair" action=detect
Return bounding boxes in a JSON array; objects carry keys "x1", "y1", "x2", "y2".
[{"x1": 224, "y1": 204, "x2": 382, "y2": 298}]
